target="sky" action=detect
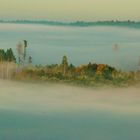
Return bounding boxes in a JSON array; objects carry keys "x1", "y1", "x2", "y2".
[{"x1": 0, "y1": 0, "x2": 139, "y2": 21}]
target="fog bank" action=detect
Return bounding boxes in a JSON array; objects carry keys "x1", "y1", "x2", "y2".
[{"x1": 0, "y1": 79, "x2": 140, "y2": 114}]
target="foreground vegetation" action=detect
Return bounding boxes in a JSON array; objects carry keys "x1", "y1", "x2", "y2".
[
  {"x1": 0, "y1": 48, "x2": 16, "y2": 79},
  {"x1": 0, "y1": 48, "x2": 140, "y2": 87},
  {"x1": 15, "y1": 56, "x2": 140, "y2": 87}
]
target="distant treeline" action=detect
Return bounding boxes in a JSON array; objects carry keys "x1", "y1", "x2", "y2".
[{"x1": 1, "y1": 20, "x2": 140, "y2": 28}]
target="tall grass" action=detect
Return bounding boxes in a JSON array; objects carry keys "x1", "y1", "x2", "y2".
[{"x1": 0, "y1": 62, "x2": 17, "y2": 79}]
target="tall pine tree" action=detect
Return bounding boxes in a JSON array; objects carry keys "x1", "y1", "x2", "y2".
[{"x1": 0, "y1": 48, "x2": 16, "y2": 62}]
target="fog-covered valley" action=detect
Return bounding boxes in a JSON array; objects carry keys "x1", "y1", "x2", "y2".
[
  {"x1": 1, "y1": 23, "x2": 140, "y2": 71},
  {"x1": 1, "y1": 23, "x2": 140, "y2": 140},
  {"x1": 0, "y1": 80, "x2": 140, "y2": 140},
  {"x1": 0, "y1": 79, "x2": 140, "y2": 114}
]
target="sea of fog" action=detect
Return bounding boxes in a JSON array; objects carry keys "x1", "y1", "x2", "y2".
[
  {"x1": 0, "y1": 23, "x2": 140, "y2": 71},
  {"x1": 0, "y1": 80, "x2": 140, "y2": 140}
]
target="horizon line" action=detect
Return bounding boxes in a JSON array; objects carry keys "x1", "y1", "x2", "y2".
[{"x1": 0, "y1": 19, "x2": 140, "y2": 23}]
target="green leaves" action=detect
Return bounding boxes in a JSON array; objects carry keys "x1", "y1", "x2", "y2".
[{"x1": 0, "y1": 48, "x2": 16, "y2": 62}]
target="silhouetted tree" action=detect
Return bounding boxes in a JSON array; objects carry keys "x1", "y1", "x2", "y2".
[
  {"x1": 61, "y1": 55, "x2": 68, "y2": 76},
  {"x1": 0, "y1": 49, "x2": 6, "y2": 61},
  {"x1": 6, "y1": 48, "x2": 16, "y2": 62},
  {"x1": 28, "y1": 56, "x2": 32, "y2": 64},
  {"x1": 0, "y1": 48, "x2": 16, "y2": 62},
  {"x1": 23, "y1": 40, "x2": 28, "y2": 60},
  {"x1": 17, "y1": 40, "x2": 28, "y2": 65}
]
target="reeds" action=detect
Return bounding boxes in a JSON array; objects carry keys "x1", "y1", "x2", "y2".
[{"x1": 0, "y1": 62, "x2": 17, "y2": 79}]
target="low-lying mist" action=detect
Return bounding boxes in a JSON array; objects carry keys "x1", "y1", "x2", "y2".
[{"x1": 0, "y1": 79, "x2": 140, "y2": 115}]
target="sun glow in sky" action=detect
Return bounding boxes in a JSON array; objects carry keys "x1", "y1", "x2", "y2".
[{"x1": 0, "y1": 0, "x2": 139, "y2": 21}]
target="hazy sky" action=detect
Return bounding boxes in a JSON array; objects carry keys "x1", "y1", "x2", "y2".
[{"x1": 0, "y1": 0, "x2": 139, "y2": 21}]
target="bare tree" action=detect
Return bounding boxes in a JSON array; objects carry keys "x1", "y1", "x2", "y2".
[
  {"x1": 113, "y1": 43, "x2": 120, "y2": 69},
  {"x1": 17, "y1": 40, "x2": 28, "y2": 66}
]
